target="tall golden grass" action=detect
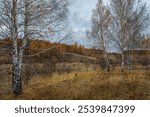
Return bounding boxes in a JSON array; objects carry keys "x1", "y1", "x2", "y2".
[{"x1": 1, "y1": 69, "x2": 149, "y2": 100}]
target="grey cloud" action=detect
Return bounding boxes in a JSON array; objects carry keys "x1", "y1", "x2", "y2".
[
  {"x1": 69, "y1": 0, "x2": 150, "y2": 46},
  {"x1": 69, "y1": 0, "x2": 97, "y2": 46}
]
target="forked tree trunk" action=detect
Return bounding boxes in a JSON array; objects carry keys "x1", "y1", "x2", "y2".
[
  {"x1": 100, "y1": 27, "x2": 110, "y2": 72},
  {"x1": 11, "y1": 0, "x2": 28, "y2": 95}
]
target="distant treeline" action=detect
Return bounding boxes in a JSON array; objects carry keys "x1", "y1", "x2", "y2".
[
  {"x1": 0, "y1": 38, "x2": 104, "y2": 62},
  {"x1": 0, "y1": 38, "x2": 149, "y2": 65}
]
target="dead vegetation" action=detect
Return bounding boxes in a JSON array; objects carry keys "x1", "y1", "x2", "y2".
[{"x1": 1, "y1": 69, "x2": 149, "y2": 100}]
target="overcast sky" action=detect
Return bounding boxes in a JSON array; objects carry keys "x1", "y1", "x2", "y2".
[{"x1": 69, "y1": 0, "x2": 150, "y2": 47}]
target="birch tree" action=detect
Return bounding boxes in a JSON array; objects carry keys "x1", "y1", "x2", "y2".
[
  {"x1": 107, "y1": 0, "x2": 149, "y2": 72},
  {"x1": 90, "y1": 0, "x2": 111, "y2": 72},
  {"x1": 0, "y1": 0, "x2": 69, "y2": 95}
]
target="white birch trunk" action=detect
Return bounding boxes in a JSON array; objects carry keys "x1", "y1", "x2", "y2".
[
  {"x1": 11, "y1": 0, "x2": 23, "y2": 95},
  {"x1": 99, "y1": 27, "x2": 110, "y2": 72}
]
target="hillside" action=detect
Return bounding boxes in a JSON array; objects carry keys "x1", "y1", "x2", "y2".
[{"x1": 0, "y1": 39, "x2": 150, "y2": 100}]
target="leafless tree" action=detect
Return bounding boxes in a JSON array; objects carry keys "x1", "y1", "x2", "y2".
[
  {"x1": 107, "y1": 0, "x2": 149, "y2": 72},
  {"x1": 90, "y1": 0, "x2": 111, "y2": 72},
  {"x1": 0, "y1": 0, "x2": 69, "y2": 95}
]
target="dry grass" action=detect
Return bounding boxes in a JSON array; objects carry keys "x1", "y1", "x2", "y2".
[{"x1": 2, "y1": 69, "x2": 149, "y2": 100}]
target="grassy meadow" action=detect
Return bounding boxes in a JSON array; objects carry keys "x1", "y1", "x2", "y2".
[{"x1": 0, "y1": 63, "x2": 150, "y2": 100}]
